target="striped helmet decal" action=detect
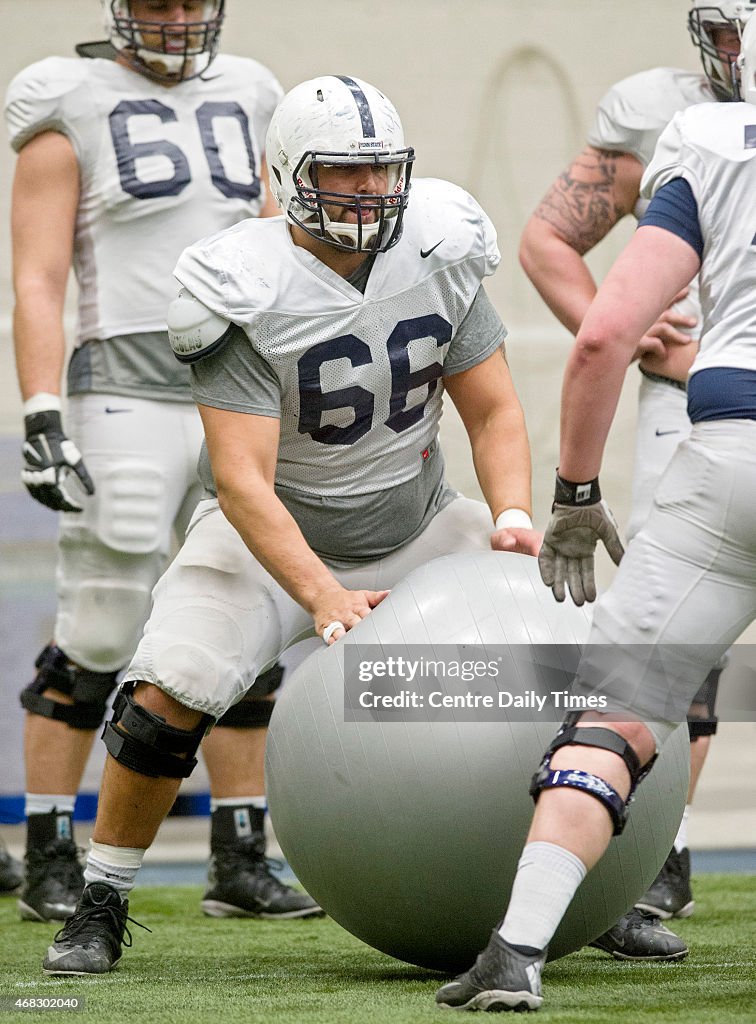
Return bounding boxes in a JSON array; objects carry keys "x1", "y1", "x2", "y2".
[{"x1": 334, "y1": 75, "x2": 376, "y2": 138}]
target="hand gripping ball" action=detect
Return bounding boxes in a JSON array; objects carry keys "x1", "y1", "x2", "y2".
[{"x1": 266, "y1": 551, "x2": 689, "y2": 971}]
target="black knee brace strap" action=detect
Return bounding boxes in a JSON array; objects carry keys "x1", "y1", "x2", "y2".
[
  {"x1": 102, "y1": 682, "x2": 211, "y2": 779},
  {"x1": 20, "y1": 644, "x2": 119, "y2": 730},
  {"x1": 529, "y1": 717, "x2": 656, "y2": 836},
  {"x1": 687, "y1": 667, "x2": 721, "y2": 739},
  {"x1": 216, "y1": 698, "x2": 275, "y2": 728}
]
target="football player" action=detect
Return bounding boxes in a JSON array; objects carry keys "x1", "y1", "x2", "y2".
[
  {"x1": 6, "y1": 0, "x2": 320, "y2": 925},
  {"x1": 40, "y1": 73, "x2": 542, "y2": 975},
  {"x1": 518, "y1": 0, "x2": 754, "y2": 934},
  {"x1": 437, "y1": 11, "x2": 756, "y2": 1014}
]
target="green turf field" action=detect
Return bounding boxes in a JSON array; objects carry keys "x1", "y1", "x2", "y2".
[{"x1": 0, "y1": 875, "x2": 754, "y2": 1023}]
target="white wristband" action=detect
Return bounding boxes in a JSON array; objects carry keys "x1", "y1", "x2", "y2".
[
  {"x1": 23, "y1": 393, "x2": 61, "y2": 416},
  {"x1": 495, "y1": 508, "x2": 533, "y2": 531}
]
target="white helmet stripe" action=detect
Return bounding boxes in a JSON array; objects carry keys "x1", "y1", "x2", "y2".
[{"x1": 335, "y1": 75, "x2": 376, "y2": 138}]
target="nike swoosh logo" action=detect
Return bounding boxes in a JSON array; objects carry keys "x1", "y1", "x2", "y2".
[
  {"x1": 655, "y1": 429, "x2": 680, "y2": 437},
  {"x1": 420, "y1": 239, "x2": 445, "y2": 259},
  {"x1": 45, "y1": 947, "x2": 74, "y2": 962},
  {"x1": 104, "y1": 407, "x2": 133, "y2": 414}
]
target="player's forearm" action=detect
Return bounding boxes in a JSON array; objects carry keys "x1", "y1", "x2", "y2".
[
  {"x1": 13, "y1": 286, "x2": 68, "y2": 400},
  {"x1": 215, "y1": 478, "x2": 340, "y2": 614},
  {"x1": 558, "y1": 227, "x2": 703, "y2": 481},
  {"x1": 558, "y1": 336, "x2": 627, "y2": 482},
  {"x1": 519, "y1": 219, "x2": 597, "y2": 337},
  {"x1": 470, "y1": 406, "x2": 533, "y2": 522}
]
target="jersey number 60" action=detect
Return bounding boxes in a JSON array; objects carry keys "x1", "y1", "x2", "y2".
[{"x1": 109, "y1": 99, "x2": 260, "y2": 201}]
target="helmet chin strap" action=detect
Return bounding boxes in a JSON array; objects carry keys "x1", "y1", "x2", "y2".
[{"x1": 106, "y1": 1, "x2": 224, "y2": 84}]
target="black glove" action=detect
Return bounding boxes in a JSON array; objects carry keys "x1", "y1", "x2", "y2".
[
  {"x1": 538, "y1": 474, "x2": 624, "y2": 606},
  {"x1": 22, "y1": 408, "x2": 95, "y2": 512}
]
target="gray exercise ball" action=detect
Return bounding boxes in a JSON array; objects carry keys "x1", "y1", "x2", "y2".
[{"x1": 266, "y1": 551, "x2": 689, "y2": 972}]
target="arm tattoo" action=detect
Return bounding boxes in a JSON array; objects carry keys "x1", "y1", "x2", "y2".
[{"x1": 533, "y1": 148, "x2": 635, "y2": 256}]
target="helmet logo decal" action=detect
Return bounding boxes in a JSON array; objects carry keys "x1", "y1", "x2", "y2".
[{"x1": 335, "y1": 75, "x2": 376, "y2": 138}]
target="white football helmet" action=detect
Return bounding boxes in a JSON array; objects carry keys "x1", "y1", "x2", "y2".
[
  {"x1": 266, "y1": 76, "x2": 415, "y2": 253},
  {"x1": 688, "y1": 1, "x2": 756, "y2": 99},
  {"x1": 102, "y1": 1, "x2": 224, "y2": 82}
]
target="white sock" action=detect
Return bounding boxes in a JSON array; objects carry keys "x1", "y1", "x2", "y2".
[
  {"x1": 83, "y1": 840, "x2": 145, "y2": 894},
  {"x1": 210, "y1": 795, "x2": 266, "y2": 812},
  {"x1": 499, "y1": 842, "x2": 587, "y2": 951},
  {"x1": 25, "y1": 794, "x2": 76, "y2": 817},
  {"x1": 673, "y1": 806, "x2": 691, "y2": 852}
]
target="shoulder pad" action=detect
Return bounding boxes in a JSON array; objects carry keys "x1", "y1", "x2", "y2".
[
  {"x1": 588, "y1": 69, "x2": 711, "y2": 166},
  {"x1": 168, "y1": 289, "x2": 235, "y2": 364},
  {"x1": 409, "y1": 178, "x2": 500, "y2": 277},
  {"x1": 4, "y1": 57, "x2": 88, "y2": 152}
]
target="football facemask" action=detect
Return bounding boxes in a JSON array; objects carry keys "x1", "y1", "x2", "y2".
[
  {"x1": 103, "y1": 0, "x2": 224, "y2": 82},
  {"x1": 267, "y1": 75, "x2": 415, "y2": 253},
  {"x1": 688, "y1": 2, "x2": 756, "y2": 99},
  {"x1": 291, "y1": 150, "x2": 414, "y2": 253}
]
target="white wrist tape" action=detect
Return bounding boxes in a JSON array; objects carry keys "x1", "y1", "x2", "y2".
[
  {"x1": 23, "y1": 393, "x2": 62, "y2": 416},
  {"x1": 495, "y1": 508, "x2": 533, "y2": 531}
]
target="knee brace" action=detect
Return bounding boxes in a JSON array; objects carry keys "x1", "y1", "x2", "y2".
[
  {"x1": 687, "y1": 667, "x2": 721, "y2": 739},
  {"x1": 529, "y1": 713, "x2": 657, "y2": 836},
  {"x1": 102, "y1": 681, "x2": 212, "y2": 779},
  {"x1": 20, "y1": 644, "x2": 119, "y2": 730}
]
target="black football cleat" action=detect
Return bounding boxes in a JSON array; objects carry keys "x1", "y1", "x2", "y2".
[
  {"x1": 635, "y1": 847, "x2": 695, "y2": 919},
  {"x1": 436, "y1": 931, "x2": 545, "y2": 1012},
  {"x1": 43, "y1": 882, "x2": 147, "y2": 975},
  {"x1": 589, "y1": 907, "x2": 688, "y2": 961}
]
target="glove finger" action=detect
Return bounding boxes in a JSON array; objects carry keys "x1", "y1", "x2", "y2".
[
  {"x1": 21, "y1": 466, "x2": 58, "y2": 488},
  {"x1": 552, "y1": 553, "x2": 567, "y2": 603},
  {"x1": 23, "y1": 482, "x2": 55, "y2": 510},
  {"x1": 47, "y1": 485, "x2": 84, "y2": 513},
  {"x1": 57, "y1": 475, "x2": 86, "y2": 513},
  {"x1": 72, "y1": 460, "x2": 95, "y2": 496},
  {"x1": 25, "y1": 482, "x2": 74, "y2": 513},
  {"x1": 596, "y1": 503, "x2": 625, "y2": 565},
  {"x1": 602, "y1": 528, "x2": 625, "y2": 566},
  {"x1": 538, "y1": 546, "x2": 555, "y2": 587},
  {"x1": 582, "y1": 560, "x2": 597, "y2": 603},
  {"x1": 566, "y1": 558, "x2": 586, "y2": 607}
]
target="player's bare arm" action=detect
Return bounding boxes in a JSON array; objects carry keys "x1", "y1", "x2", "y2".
[
  {"x1": 531, "y1": 146, "x2": 640, "y2": 254},
  {"x1": 444, "y1": 349, "x2": 542, "y2": 556},
  {"x1": 520, "y1": 145, "x2": 696, "y2": 355},
  {"x1": 560, "y1": 226, "x2": 701, "y2": 483},
  {"x1": 198, "y1": 402, "x2": 388, "y2": 642},
  {"x1": 12, "y1": 131, "x2": 79, "y2": 399},
  {"x1": 519, "y1": 146, "x2": 641, "y2": 335}
]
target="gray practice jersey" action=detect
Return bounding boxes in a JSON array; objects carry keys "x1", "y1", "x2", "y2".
[
  {"x1": 588, "y1": 67, "x2": 714, "y2": 338},
  {"x1": 171, "y1": 178, "x2": 505, "y2": 562},
  {"x1": 5, "y1": 53, "x2": 282, "y2": 401},
  {"x1": 643, "y1": 102, "x2": 756, "y2": 377}
]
